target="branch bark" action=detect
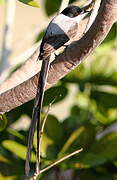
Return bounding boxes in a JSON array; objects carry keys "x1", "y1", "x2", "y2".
[{"x1": 0, "y1": 0, "x2": 117, "y2": 114}]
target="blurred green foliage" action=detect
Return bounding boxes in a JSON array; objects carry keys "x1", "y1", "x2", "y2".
[
  {"x1": 43, "y1": 0, "x2": 80, "y2": 16},
  {"x1": 44, "y1": 0, "x2": 61, "y2": 16},
  {"x1": 0, "y1": 1, "x2": 117, "y2": 180},
  {"x1": 0, "y1": 114, "x2": 7, "y2": 132},
  {"x1": 0, "y1": 0, "x2": 4, "y2": 4},
  {"x1": 0, "y1": 0, "x2": 40, "y2": 7},
  {"x1": 18, "y1": 0, "x2": 39, "y2": 7}
]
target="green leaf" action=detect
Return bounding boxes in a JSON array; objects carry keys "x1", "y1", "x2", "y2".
[
  {"x1": 95, "y1": 111, "x2": 110, "y2": 124},
  {"x1": 35, "y1": 29, "x2": 46, "y2": 43},
  {"x1": 108, "y1": 109, "x2": 117, "y2": 122},
  {"x1": 62, "y1": 52, "x2": 117, "y2": 86},
  {"x1": 91, "y1": 90, "x2": 117, "y2": 109},
  {"x1": 46, "y1": 144, "x2": 58, "y2": 160},
  {"x1": 2, "y1": 140, "x2": 36, "y2": 161},
  {"x1": 58, "y1": 126, "x2": 85, "y2": 157},
  {"x1": 91, "y1": 132, "x2": 117, "y2": 161},
  {"x1": 0, "y1": 155, "x2": 24, "y2": 178},
  {"x1": 33, "y1": 132, "x2": 53, "y2": 158},
  {"x1": 0, "y1": 114, "x2": 7, "y2": 131},
  {"x1": 78, "y1": 124, "x2": 96, "y2": 148},
  {"x1": 6, "y1": 106, "x2": 23, "y2": 124},
  {"x1": 18, "y1": 0, "x2": 39, "y2": 7},
  {"x1": 45, "y1": 114, "x2": 63, "y2": 142},
  {"x1": 70, "y1": 105, "x2": 80, "y2": 116},
  {"x1": 91, "y1": 55, "x2": 113, "y2": 76},
  {"x1": 62, "y1": 63, "x2": 89, "y2": 84},
  {"x1": 78, "y1": 153, "x2": 107, "y2": 168},
  {"x1": 44, "y1": 0, "x2": 61, "y2": 16},
  {"x1": 0, "y1": 175, "x2": 17, "y2": 180},
  {"x1": 0, "y1": 155, "x2": 10, "y2": 163},
  {"x1": 76, "y1": 92, "x2": 90, "y2": 110},
  {"x1": 6, "y1": 100, "x2": 34, "y2": 124},
  {"x1": 62, "y1": 116, "x2": 81, "y2": 138},
  {"x1": 88, "y1": 74, "x2": 117, "y2": 86},
  {"x1": 43, "y1": 85, "x2": 68, "y2": 106},
  {"x1": 7, "y1": 128, "x2": 25, "y2": 140},
  {"x1": 40, "y1": 135, "x2": 54, "y2": 158}
]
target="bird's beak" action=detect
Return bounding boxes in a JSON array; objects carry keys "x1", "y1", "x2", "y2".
[{"x1": 81, "y1": 2, "x2": 94, "y2": 14}]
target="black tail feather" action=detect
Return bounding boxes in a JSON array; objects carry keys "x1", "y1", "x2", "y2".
[{"x1": 25, "y1": 57, "x2": 50, "y2": 176}]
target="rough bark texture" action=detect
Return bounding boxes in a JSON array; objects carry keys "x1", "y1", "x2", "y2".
[{"x1": 0, "y1": 0, "x2": 117, "y2": 113}]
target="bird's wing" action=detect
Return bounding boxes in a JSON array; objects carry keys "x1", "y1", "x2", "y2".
[
  {"x1": 39, "y1": 34, "x2": 69, "y2": 59},
  {"x1": 39, "y1": 15, "x2": 78, "y2": 59}
]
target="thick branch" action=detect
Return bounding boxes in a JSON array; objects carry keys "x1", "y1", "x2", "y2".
[
  {"x1": 0, "y1": 19, "x2": 88, "y2": 93},
  {"x1": 0, "y1": 0, "x2": 117, "y2": 113}
]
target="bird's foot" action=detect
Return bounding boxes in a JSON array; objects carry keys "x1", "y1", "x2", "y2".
[
  {"x1": 36, "y1": 56, "x2": 40, "y2": 61},
  {"x1": 63, "y1": 45, "x2": 68, "y2": 48},
  {"x1": 54, "y1": 53, "x2": 59, "y2": 58}
]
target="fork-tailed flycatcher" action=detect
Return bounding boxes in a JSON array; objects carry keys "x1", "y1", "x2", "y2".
[{"x1": 25, "y1": 5, "x2": 90, "y2": 176}]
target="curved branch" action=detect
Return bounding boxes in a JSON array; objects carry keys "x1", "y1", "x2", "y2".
[
  {"x1": 0, "y1": 0, "x2": 96, "y2": 93},
  {"x1": 0, "y1": 0, "x2": 117, "y2": 113},
  {"x1": 0, "y1": 18, "x2": 88, "y2": 94}
]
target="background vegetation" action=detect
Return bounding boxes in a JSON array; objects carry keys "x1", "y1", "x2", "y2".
[{"x1": 0, "y1": 0, "x2": 117, "y2": 179}]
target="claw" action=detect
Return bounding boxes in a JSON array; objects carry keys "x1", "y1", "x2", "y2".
[{"x1": 63, "y1": 45, "x2": 68, "y2": 48}]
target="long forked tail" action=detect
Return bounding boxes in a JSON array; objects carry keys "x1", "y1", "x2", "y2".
[{"x1": 25, "y1": 57, "x2": 50, "y2": 176}]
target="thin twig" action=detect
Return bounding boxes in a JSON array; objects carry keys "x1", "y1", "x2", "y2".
[
  {"x1": 35, "y1": 96, "x2": 59, "y2": 175},
  {"x1": 32, "y1": 148, "x2": 83, "y2": 179},
  {"x1": 41, "y1": 97, "x2": 57, "y2": 134},
  {"x1": 39, "y1": 148, "x2": 83, "y2": 174}
]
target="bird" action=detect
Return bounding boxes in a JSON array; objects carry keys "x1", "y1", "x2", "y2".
[{"x1": 25, "y1": 5, "x2": 89, "y2": 176}]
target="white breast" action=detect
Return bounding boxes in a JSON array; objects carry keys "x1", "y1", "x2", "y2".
[{"x1": 46, "y1": 14, "x2": 78, "y2": 37}]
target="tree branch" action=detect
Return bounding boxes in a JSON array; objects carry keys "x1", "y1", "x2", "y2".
[
  {"x1": 0, "y1": 0, "x2": 117, "y2": 114},
  {"x1": 0, "y1": 18, "x2": 88, "y2": 94}
]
